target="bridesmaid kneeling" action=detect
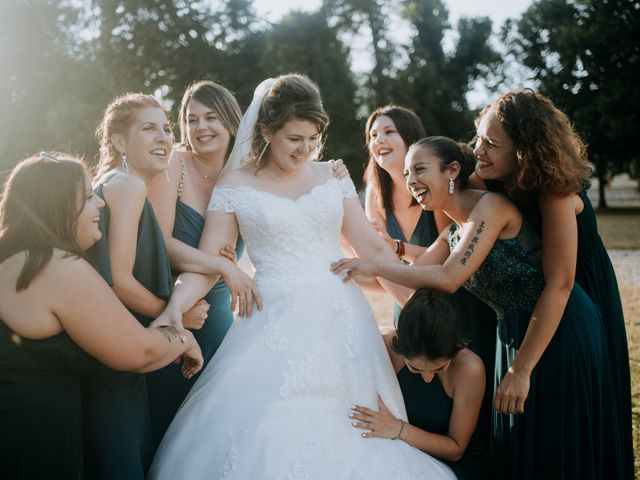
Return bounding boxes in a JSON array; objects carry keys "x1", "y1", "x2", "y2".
[{"x1": 351, "y1": 290, "x2": 490, "y2": 480}]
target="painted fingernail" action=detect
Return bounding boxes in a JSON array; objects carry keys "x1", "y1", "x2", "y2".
[
  {"x1": 352, "y1": 422, "x2": 358, "y2": 426},
  {"x1": 348, "y1": 413, "x2": 354, "y2": 418},
  {"x1": 361, "y1": 433, "x2": 366, "y2": 438}
]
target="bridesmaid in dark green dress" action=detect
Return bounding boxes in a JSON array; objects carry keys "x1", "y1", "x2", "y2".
[
  {"x1": 0, "y1": 154, "x2": 201, "y2": 479},
  {"x1": 351, "y1": 291, "x2": 491, "y2": 480},
  {"x1": 86, "y1": 94, "x2": 208, "y2": 479},
  {"x1": 332, "y1": 136, "x2": 624, "y2": 479},
  {"x1": 364, "y1": 106, "x2": 496, "y2": 456},
  {"x1": 147, "y1": 81, "x2": 245, "y2": 446},
  {"x1": 474, "y1": 90, "x2": 634, "y2": 478}
]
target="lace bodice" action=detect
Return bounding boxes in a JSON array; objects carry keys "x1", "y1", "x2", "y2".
[{"x1": 208, "y1": 177, "x2": 357, "y2": 282}]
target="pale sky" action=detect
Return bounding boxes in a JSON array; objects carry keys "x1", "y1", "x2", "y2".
[
  {"x1": 253, "y1": 0, "x2": 533, "y2": 28},
  {"x1": 252, "y1": 0, "x2": 534, "y2": 106}
]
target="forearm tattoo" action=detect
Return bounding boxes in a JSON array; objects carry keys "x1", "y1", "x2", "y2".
[
  {"x1": 157, "y1": 325, "x2": 180, "y2": 344},
  {"x1": 460, "y1": 220, "x2": 486, "y2": 266}
]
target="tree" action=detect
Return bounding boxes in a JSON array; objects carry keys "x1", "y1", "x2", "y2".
[
  {"x1": 506, "y1": 0, "x2": 640, "y2": 208},
  {"x1": 321, "y1": 0, "x2": 396, "y2": 109},
  {"x1": 396, "y1": 0, "x2": 500, "y2": 139},
  {"x1": 0, "y1": 0, "x2": 94, "y2": 171}
]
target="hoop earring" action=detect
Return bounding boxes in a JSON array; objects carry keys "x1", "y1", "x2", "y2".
[
  {"x1": 121, "y1": 152, "x2": 129, "y2": 173},
  {"x1": 448, "y1": 177, "x2": 455, "y2": 194},
  {"x1": 256, "y1": 141, "x2": 269, "y2": 168}
]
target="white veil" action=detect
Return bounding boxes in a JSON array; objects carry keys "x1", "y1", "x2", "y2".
[{"x1": 222, "y1": 78, "x2": 275, "y2": 174}]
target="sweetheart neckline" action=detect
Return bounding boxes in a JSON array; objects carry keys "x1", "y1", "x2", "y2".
[{"x1": 214, "y1": 176, "x2": 340, "y2": 203}]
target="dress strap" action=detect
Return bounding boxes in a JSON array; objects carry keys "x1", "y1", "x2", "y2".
[{"x1": 177, "y1": 154, "x2": 186, "y2": 199}]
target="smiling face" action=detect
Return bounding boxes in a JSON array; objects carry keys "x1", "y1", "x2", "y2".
[
  {"x1": 115, "y1": 106, "x2": 173, "y2": 179},
  {"x1": 368, "y1": 115, "x2": 408, "y2": 173},
  {"x1": 185, "y1": 99, "x2": 232, "y2": 157},
  {"x1": 404, "y1": 146, "x2": 455, "y2": 211},
  {"x1": 262, "y1": 118, "x2": 321, "y2": 173},
  {"x1": 404, "y1": 355, "x2": 452, "y2": 383},
  {"x1": 474, "y1": 108, "x2": 517, "y2": 182},
  {"x1": 75, "y1": 174, "x2": 105, "y2": 251}
]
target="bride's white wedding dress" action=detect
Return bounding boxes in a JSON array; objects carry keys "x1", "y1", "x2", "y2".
[{"x1": 148, "y1": 175, "x2": 455, "y2": 480}]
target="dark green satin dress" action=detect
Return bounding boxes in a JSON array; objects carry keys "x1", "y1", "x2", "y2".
[
  {"x1": 448, "y1": 222, "x2": 623, "y2": 480},
  {"x1": 574, "y1": 191, "x2": 634, "y2": 478},
  {"x1": 387, "y1": 208, "x2": 496, "y2": 455},
  {"x1": 85, "y1": 171, "x2": 172, "y2": 479},
  {"x1": 0, "y1": 320, "x2": 98, "y2": 480},
  {"x1": 398, "y1": 366, "x2": 491, "y2": 479},
  {"x1": 145, "y1": 197, "x2": 244, "y2": 449},
  {"x1": 485, "y1": 180, "x2": 634, "y2": 478}
]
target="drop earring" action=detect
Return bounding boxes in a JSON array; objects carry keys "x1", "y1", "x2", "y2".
[
  {"x1": 121, "y1": 152, "x2": 129, "y2": 173},
  {"x1": 448, "y1": 177, "x2": 455, "y2": 194}
]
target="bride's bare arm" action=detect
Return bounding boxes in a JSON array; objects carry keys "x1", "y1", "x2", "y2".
[{"x1": 339, "y1": 196, "x2": 414, "y2": 305}]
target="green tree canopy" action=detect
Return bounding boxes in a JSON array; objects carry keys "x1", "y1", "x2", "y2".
[{"x1": 506, "y1": 0, "x2": 640, "y2": 207}]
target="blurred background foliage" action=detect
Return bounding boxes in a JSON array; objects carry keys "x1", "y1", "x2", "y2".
[{"x1": 1, "y1": 0, "x2": 638, "y2": 205}]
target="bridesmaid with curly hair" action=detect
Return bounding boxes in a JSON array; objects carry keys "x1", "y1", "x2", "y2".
[{"x1": 473, "y1": 90, "x2": 633, "y2": 478}]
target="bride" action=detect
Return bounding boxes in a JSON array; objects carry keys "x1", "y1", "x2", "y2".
[{"x1": 148, "y1": 74, "x2": 455, "y2": 480}]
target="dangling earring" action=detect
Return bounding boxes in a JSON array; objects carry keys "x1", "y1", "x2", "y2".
[
  {"x1": 256, "y1": 141, "x2": 269, "y2": 168},
  {"x1": 120, "y1": 152, "x2": 129, "y2": 173},
  {"x1": 448, "y1": 177, "x2": 455, "y2": 194}
]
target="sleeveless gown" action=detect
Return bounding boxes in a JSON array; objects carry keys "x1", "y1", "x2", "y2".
[
  {"x1": 387, "y1": 209, "x2": 496, "y2": 459},
  {"x1": 145, "y1": 193, "x2": 245, "y2": 448},
  {"x1": 397, "y1": 367, "x2": 491, "y2": 480},
  {"x1": 447, "y1": 222, "x2": 623, "y2": 479},
  {"x1": 0, "y1": 319, "x2": 98, "y2": 479},
  {"x1": 148, "y1": 176, "x2": 456, "y2": 480},
  {"x1": 485, "y1": 182, "x2": 633, "y2": 477},
  {"x1": 85, "y1": 171, "x2": 173, "y2": 479}
]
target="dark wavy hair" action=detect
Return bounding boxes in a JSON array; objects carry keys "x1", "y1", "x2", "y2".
[
  {"x1": 364, "y1": 105, "x2": 425, "y2": 212},
  {"x1": 0, "y1": 152, "x2": 90, "y2": 290},
  {"x1": 249, "y1": 73, "x2": 329, "y2": 167},
  {"x1": 479, "y1": 89, "x2": 591, "y2": 197},
  {"x1": 392, "y1": 290, "x2": 466, "y2": 360},
  {"x1": 407, "y1": 136, "x2": 477, "y2": 189}
]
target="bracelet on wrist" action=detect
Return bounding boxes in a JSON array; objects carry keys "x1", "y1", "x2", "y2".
[
  {"x1": 391, "y1": 419, "x2": 404, "y2": 440},
  {"x1": 393, "y1": 239, "x2": 406, "y2": 258}
]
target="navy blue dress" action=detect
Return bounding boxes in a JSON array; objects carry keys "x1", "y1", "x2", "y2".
[
  {"x1": 448, "y1": 222, "x2": 623, "y2": 479},
  {"x1": 398, "y1": 366, "x2": 491, "y2": 479},
  {"x1": 0, "y1": 320, "x2": 98, "y2": 479},
  {"x1": 387, "y1": 208, "x2": 496, "y2": 457}
]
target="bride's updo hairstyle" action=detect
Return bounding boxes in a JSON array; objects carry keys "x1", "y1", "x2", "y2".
[
  {"x1": 249, "y1": 73, "x2": 330, "y2": 167},
  {"x1": 407, "y1": 136, "x2": 477, "y2": 189}
]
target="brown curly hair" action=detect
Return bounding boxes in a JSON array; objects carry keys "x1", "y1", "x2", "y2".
[
  {"x1": 484, "y1": 89, "x2": 591, "y2": 197},
  {"x1": 94, "y1": 93, "x2": 169, "y2": 180}
]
